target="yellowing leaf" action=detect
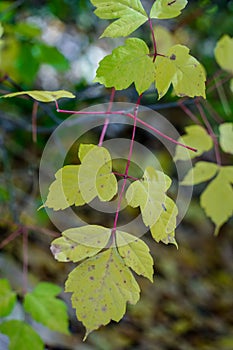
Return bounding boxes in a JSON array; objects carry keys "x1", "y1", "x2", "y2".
[
  {"x1": 150, "y1": 196, "x2": 178, "y2": 248},
  {"x1": 23, "y1": 282, "x2": 69, "y2": 334},
  {"x1": 94, "y1": 38, "x2": 155, "y2": 95},
  {"x1": 214, "y1": 35, "x2": 233, "y2": 73},
  {"x1": 1, "y1": 90, "x2": 75, "y2": 102},
  {"x1": 116, "y1": 230, "x2": 154, "y2": 282},
  {"x1": 65, "y1": 248, "x2": 140, "y2": 339},
  {"x1": 174, "y1": 125, "x2": 213, "y2": 161},
  {"x1": 150, "y1": 0, "x2": 188, "y2": 19},
  {"x1": 126, "y1": 166, "x2": 170, "y2": 227},
  {"x1": 78, "y1": 144, "x2": 117, "y2": 202},
  {"x1": 219, "y1": 123, "x2": 233, "y2": 155},
  {"x1": 181, "y1": 161, "x2": 218, "y2": 185},
  {"x1": 200, "y1": 166, "x2": 233, "y2": 235},
  {"x1": 155, "y1": 44, "x2": 206, "y2": 99},
  {"x1": 78, "y1": 144, "x2": 95, "y2": 162},
  {"x1": 44, "y1": 165, "x2": 85, "y2": 210},
  {"x1": 154, "y1": 25, "x2": 175, "y2": 55},
  {"x1": 51, "y1": 225, "x2": 111, "y2": 262},
  {"x1": 91, "y1": 0, "x2": 147, "y2": 38}
]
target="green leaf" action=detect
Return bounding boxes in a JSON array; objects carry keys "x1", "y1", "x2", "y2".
[
  {"x1": 0, "y1": 320, "x2": 43, "y2": 350},
  {"x1": 65, "y1": 248, "x2": 140, "y2": 339},
  {"x1": 78, "y1": 144, "x2": 117, "y2": 202},
  {"x1": 174, "y1": 125, "x2": 213, "y2": 161},
  {"x1": 90, "y1": 0, "x2": 147, "y2": 38},
  {"x1": 32, "y1": 43, "x2": 70, "y2": 71},
  {"x1": 150, "y1": 0, "x2": 188, "y2": 19},
  {"x1": 219, "y1": 123, "x2": 233, "y2": 155},
  {"x1": 200, "y1": 166, "x2": 233, "y2": 235},
  {"x1": 1, "y1": 90, "x2": 75, "y2": 102},
  {"x1": 94, "y1": 38, "x2": 155, "y2": 95},
  {"x1": 181, "y1": 161, "x2": 218, "y2": 185},
  {"x1": 116, "y1": 231, "x2": 154, "y2": 282},
  {"x1": 0, "y1": 279, "x2": 17, "y2": 317},
  {"x1": 23, "y1": 282, "x2": 69, "y2": 334},
  {"x1": 214, "y1": 35, "x2": 233, "y2": 73},
  {"x1": 51, "y1": 225, "x2": 112, "y2": 262},
  {"x1": 44, "y1": 165, "x2": 85, "y2": 210},
  {"x1": 126, "y1": 166, "x2": 170, "y2": 227},
  {"x1": 150, "y1": 196, "x2": 178, "y2": 248},
  {"x1": 155, "y1": 44, "x2": 206, "y2": 99}
]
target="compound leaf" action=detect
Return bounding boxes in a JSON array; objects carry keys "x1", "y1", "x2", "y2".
[
  {"x1": 65, "y1": 248, "x2": 140, "y2": 339},
  {"x1": 94, "y1": 38, "x2": 155, "y2": 95},
  {"x1": 150, "y1": 0, "x2": 188, "y2": 19},
  {"x1": 91, "y1": 0, "x2": 147, "y2": 38},
  {"x1": 116, "y1": 230, "x2": 154, "y2": 282},
  {"x1": 174, "y1": 125, "x2": 213, "y2": 161},
  {"x1": 150, "y1": 196, "x2": 178, "y2": 248},
  {"x1": 155, "y1": 44, "x2": 206, "y2": 99},
  {"x1": 126, "y1": 166, "x2": 170, "y2": 227},
  {"x1": 0, "y1": 320, "x2": 43, "y2": 350},
  {"x1": 1, "y1": 90, "x2": 75, "y2": 102},
  {"x1": 23, "y1": 282, "x2": 69, "y2": 334},
  {"x1": 44, "y1": 165, "x2": 85, "y2": 210},
  {"x1": 200, "y1": 166, "x2": 233, "y2": 235},
  {"x1": 0, "y1": 279, "x2": 17, "y2": 317},
  {"x1": 181, "y1": 161, "x2": 218, "y2": 185},
  {"x1": 219, "y1": 123, "x2": 233, "y2": 155},
  {"x1": 214, "y1": 35, "x2": 233, "y2": 73},
  {"x1": 51, "y1": 225, "x2": 112, "y2": 262},
  {"x1": 78, "y1": 144, "x2": 117, "y2": 202}
]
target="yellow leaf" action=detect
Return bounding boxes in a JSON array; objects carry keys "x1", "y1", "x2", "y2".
[
  {"x1": 181, "y1": 161, "x2": 218, "y2": 185},
  {"x1": 174, "y1": 125, "x2": 213, "y2": 161},
  {"x1": 126, "y1": 166, "x2": 171, "y2": 227},
  {"x1": 51, "y1": 225, "x2": 111, "y2": 262},
  {"x1": 1, "y1": 90, "x2": 75, "y2": 102},
  {"x1": 116, "y1": 230, "x2": 154, "y2": 282},
  {"x1": 150, "y1": 0, "x2": 188, "y2": 19},
  {"x1": 200, "y1": 166, "x2": 233, "y2": 235},
  {"x1": 219, "y1": 123, "x2": 233, "y2": 155},
  {"x1": 154, "y1": 25, "x2": 175, "y2": 55},
  {"x1": 78, "y1": 144, "x2": 117, "y2": 202},
  {"x1": 44, "y1": 165, "x2": 85, "y2": 210},
  {"x1": 155, "y1": 44, "x2": 206, "y2": 99},
  {"x1": 65, "y1": 248, "x2": 140, "y2": 339},
  {"x1": 214, "y1": 35, "x2": 233, "y2": 73},
  {"x1": 150, "y1": 196, "x2": 178, "y2": 248}
]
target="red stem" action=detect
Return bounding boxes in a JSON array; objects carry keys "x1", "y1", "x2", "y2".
[
  {"x1": 113, "y1": 172, "x2": 139, "y2": 181},
  {"x1": 55, "y1": 104, "x2": 197, "y2": 152},
  {"x1": 0, "y1": 227, "x2": 22, "y2": 249},
  {"x1": 178, "y1": 99, "x2": 202, "y2": 126},
  {"x1": 195, "y1": 99, "x2": 221, "y2": 166},
  {"x1": 148, "y1": 17, "x2": 157, "y2": 62},
  {"x1": 112, "y1": 95, "x2": 142, "y2": 236},
  {"x1": 32, "y1": 101, "x2": 39, "y2": 143},
  {"x1": 98, "y1": 88, "x2": 115, "y2": 146},
  {"x1": 22, "y1": 227, "x2": 29, "y2": 295}
]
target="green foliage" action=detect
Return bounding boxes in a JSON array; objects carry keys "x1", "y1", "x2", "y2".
[
  {"x1": 150, "y1": 0, "x2": 188, "y2": 19},
  {"x1": 0, "y1": 279, "x2": 17, "y2": 317},
  {"x1": 214, "y1": 35, "x2": 233, "y2": 73},
  {"x1": 94, "y1": 38, "x2": 155, "y2": 95},
  {"x1": 0, "y1": 320, "x2": 44, "y2": 350},
  {"x1": 219, "y1": 123, "x2": 233, "y2": 155},
  {"x1": 2, "y1": 90, "x2": 75, "y2": 102},
  {"x1": 174, "y1": 125, "x2": 213, "y2": 161},
  {"x1": 23, "y1": 282, "x2": 69, "y2": 334}
]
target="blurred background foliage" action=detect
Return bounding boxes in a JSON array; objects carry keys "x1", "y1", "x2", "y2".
[{"x1": 0, "y1": 0, "x2": 233, "y2": 349}]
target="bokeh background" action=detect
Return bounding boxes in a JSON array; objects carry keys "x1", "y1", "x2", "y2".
[{"x1": 0, "y1": 0, "x2": 233, "y2": 349}]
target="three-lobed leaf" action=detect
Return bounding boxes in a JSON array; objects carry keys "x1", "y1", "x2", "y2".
[
  {"x1": 65, "y1": 248, "x2": 140, "y2": 340},
  {"x1": 126, "y1": 166, "x2": 171, "y2": 227},
  {"x1": 90, "y1": 0, "x2": 147, "y2": 38},
  {"x1": 51, "y1": 225, "x2": 112, "y2": 262},
  {"x1": 0, "y1": 320, "x2": 43, "y2": 350},
  {"x1": 23, "y1": 282, "x2": 69, "y2": 334},
  {"x1": 219, "y1": 123, "x2": 233, "y2": 155},
  {"x1": 155, "y1": 44, "x2": 206, "y2": 99},
  {"x1": 181, "y1": 161, "x2": 218, "y2": 185},
  {"x1": 0, "y1": 279, "x2": 17, "y2": 317},
  {"x1": 94, "y1": 38, "x2": 155, "y2": 95},
  {"x1": 174, "y1": 125, "x2": 213, "y2": 161},
  {"x1": 150, "y1": 0, "x2": 188, "y2": 19},
  {"x1": 214, "y1": 35, "x2": 233, "y2": 73},
  {"x1": 1, "y1": 90, "x2": 75, "y2": 102}
]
